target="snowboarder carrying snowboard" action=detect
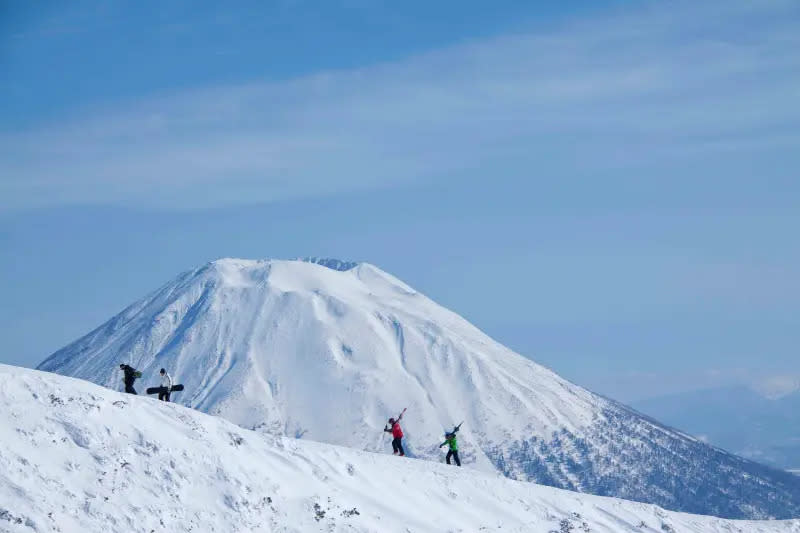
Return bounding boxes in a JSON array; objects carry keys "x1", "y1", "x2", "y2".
[
  {"x1": 439, "y1": 422, "x2": 463, "y2": 466},
  {"x1": 158, "y1": 368, "x2": 172, "y2": 402},
  {"x1": 384, "y1": 408, "x2": 407, "y2": 456},
  {"x1": 119, "y1": 363, "x2": 141, "y2": 395}
]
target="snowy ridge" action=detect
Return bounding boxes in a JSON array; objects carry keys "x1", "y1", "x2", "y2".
[
  {"x1": 3, "y1": 365, "x2": 800, "y2": 533},
  {"x1": 38, "y1": 258, "x2": 800, "y2": 519}
]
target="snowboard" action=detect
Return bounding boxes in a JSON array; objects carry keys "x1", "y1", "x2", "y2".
[{"x1": 146, "y1": 384, "x2": 184, "y2": 395}]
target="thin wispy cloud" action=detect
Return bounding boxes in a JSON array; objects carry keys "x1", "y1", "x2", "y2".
[{"x1": 1, "y1": 0, "x2": 798, "y2": 210}]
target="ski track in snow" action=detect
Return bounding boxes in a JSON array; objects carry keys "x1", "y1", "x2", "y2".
[{"x1": 3, "y1": 365, "x2": 800, "y2": 533}]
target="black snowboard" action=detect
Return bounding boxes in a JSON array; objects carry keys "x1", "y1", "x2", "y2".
[{"x1": 146, "y1": 384, "x2": 184, "y2": 395}]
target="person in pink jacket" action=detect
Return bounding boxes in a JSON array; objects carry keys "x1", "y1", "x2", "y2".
[{"x1": 384, "y1": 408, "x2": 407, "y2": 456}]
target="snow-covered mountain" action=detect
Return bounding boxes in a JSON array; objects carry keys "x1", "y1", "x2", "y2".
[
  {"x1": 37, "y1": 258, "x2": 800, "y2": 519},
  {"x1": 4, "y1": 364, "x2": 800, "y2": 533}
]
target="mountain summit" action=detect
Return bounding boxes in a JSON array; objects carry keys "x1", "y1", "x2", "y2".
[{"x1": 38, "y1": 258, "x2": 800, "y2": 519}]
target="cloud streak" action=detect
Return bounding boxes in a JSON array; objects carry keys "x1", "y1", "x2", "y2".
[{"x1": 1, "y1": 0, "x2": 799, "y2": 209}]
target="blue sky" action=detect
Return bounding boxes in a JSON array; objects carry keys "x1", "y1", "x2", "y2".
[{"x1": 1, "y1": 0, "x2": 799, "y2": 401}]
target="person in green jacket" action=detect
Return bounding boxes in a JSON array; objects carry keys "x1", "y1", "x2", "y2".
[{"x1": 439, "y1": 423, "x2": 463, "y2": 466}]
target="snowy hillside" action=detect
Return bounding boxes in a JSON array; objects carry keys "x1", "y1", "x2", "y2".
[
  {"x1": 3, "y1": 365, "x2": 800, "y2": 533},
  {"x1": 38, "y1": 258, "x2": 800, "y2": 519}
]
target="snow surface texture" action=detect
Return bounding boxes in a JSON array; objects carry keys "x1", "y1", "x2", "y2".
[
  {"x1": 38, "y1": 258, "x2": 800, "y2": 519},
  {"x1": 3, "y1": 365, "x2": 800, "y2": 533}
]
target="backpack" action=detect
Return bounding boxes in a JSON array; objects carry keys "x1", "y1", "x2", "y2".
[{"x1": 134, "y1": 371, "x2": 142, "y2": 378}]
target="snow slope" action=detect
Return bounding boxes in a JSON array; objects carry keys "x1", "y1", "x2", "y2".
[
  {"x1": 3, "y1": 364, "x2": 800, "y2": 533},
  {"x1": 37, "y1": 258, "x2": 800, "y2": 519}
]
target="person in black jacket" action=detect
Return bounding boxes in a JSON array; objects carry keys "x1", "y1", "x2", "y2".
[{"x1": 119, "y1": 363, "x2": 140, "y2": 394}]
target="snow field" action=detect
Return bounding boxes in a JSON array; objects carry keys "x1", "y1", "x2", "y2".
[{"x1": 2, "y1": 365, "x2": 800, "y2": 533}]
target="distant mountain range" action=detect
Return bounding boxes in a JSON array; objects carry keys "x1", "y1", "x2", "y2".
[
  {"x1": 37, "y1": 258, "x2": 800, "y2": 519},
  {"x1": 633, "y1": 385, "x2": 800, "y2": 471}
]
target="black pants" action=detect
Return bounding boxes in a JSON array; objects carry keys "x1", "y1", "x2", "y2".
[
  {"x1": 158, "y1": 390, "x2": 171, "y2": 402},
  {"x1": 392, "y1": 437, "x2": 405, "y2": 456},
  {"x1": 446, "y1": 450, "x2": 461, "y2": 466},
  {"x1": 124, "y1": 383, "x2": 137, "y2": 395}
]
